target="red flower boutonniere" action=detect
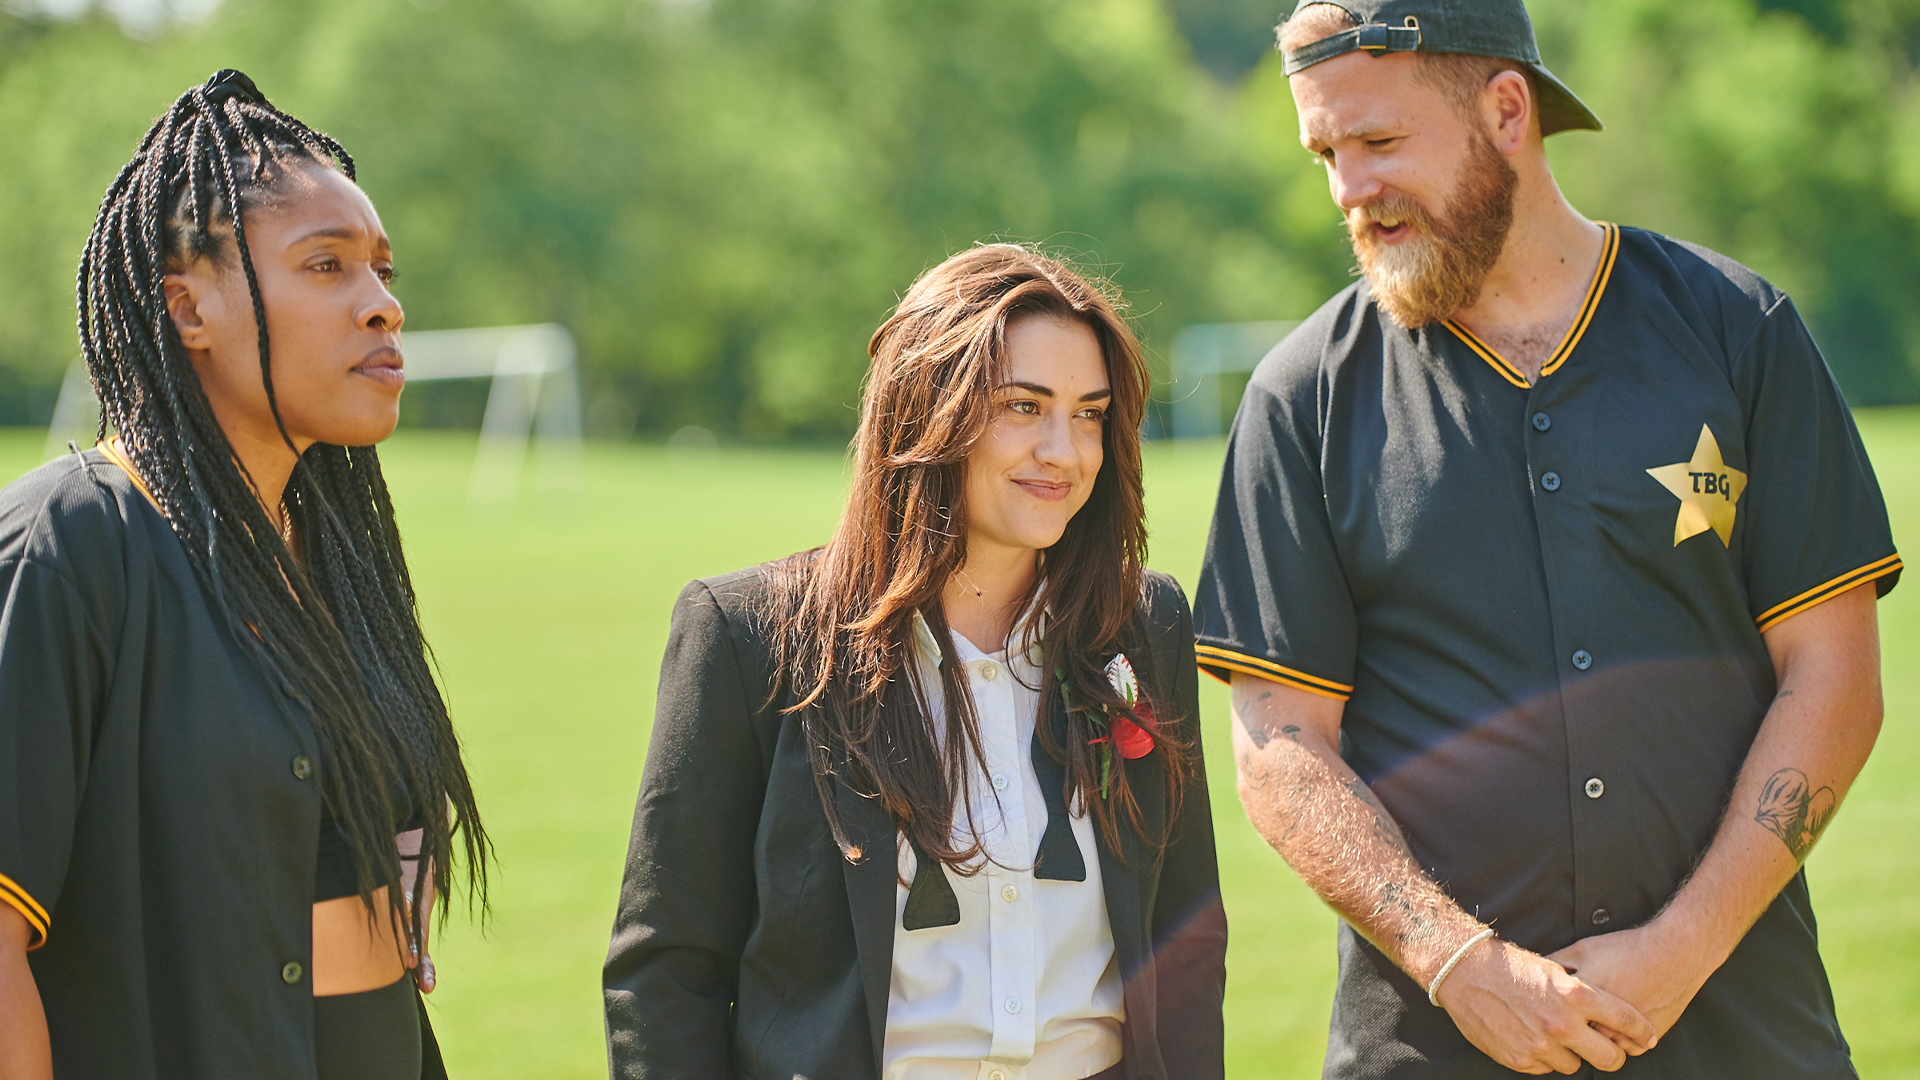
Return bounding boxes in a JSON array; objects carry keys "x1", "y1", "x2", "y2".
[
  {"x1": 1056, "y1": 651, "x2": 1158, "y2": 798},
  {"x1": 1097, "y1": 653, "x2": 1157, "y2": 761}
]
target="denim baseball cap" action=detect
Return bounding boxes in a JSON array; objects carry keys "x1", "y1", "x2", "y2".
[{"x1": 1280, "y1": 0, "x2": 1602, "y2": 136}]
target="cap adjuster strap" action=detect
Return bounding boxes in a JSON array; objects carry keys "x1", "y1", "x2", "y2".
[{"x1": 1283, "y1": 17, "x2": 1422, "y2": 74}]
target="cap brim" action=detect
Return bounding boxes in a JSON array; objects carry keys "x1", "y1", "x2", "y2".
[{"x1": 1529, "y1": 63, "x2": 1601, "y2": 136}]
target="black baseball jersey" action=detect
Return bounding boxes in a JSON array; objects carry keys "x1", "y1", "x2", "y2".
[
  {"x1": 0, "y1": 449, "x2": 327, "y2": 1079},
  {"x1": 1195, "y1": 223, "x2": 1898, "y2": 1079}
]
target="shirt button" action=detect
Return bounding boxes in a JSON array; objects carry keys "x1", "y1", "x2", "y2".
[
  {"x1": 1585, "y1": 777, "x2": 1605, "y2": 799},
  {"x1": 1572, "y1": 649, "x2": 1593, "y2": 670},
  {"x1": 1532, "y1": 412, "x2": 1552, "y2": 432},
  {"x1": 979, "y1": 662, "x2": 998, "y2": 682},
  {"x1": 291, "y1": 755, "x2": 313, "y2": 781},
  {"x1": 991, "y1": 773, "x2": 1009, "y2": 791},
  {"x1": 1001, "y1": 884, "x2": 1020, "y2": 903},
  {"x1": 1540, "y1": 471, "x2": 1562, "y2": 492},
  {"x1": 281, "y1": 961, "x2": 304, "y2": 984},
  {"x1": 1004, "y1": 997, "x2": 1022, "y2": 1014},
  {"x1": 1591, "y1": 908, "x2": 1611, "y2": 927},
  {"x1": 990, "y1": 1072, "x2": 1008, "y2": 1080}
]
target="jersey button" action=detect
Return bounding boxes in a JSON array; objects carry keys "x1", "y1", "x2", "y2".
[
  {"x1": 1571, "y1": 650, "x2": 1593, "y2": 671},
  {"x1": 291, "y1": 755, "x2": 313, "y2": 781},
  {"x1": 281, "y1": 961, "x2": 304, "y2": 985},
  {"x1": 1540, "y1": 471, "x2": 1562, "y2": 492},
  {"x1": 1532, "y1": 412, "x2": 1552, "y2": 432},
  {"x1": 1591, "y1": 908, "x2": 1611, "y2": 927},
  {"x1": 1585, "y1": 777, "x2": 1605, "y2": 799}
]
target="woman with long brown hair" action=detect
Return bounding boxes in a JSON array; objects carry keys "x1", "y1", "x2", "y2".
[{"x1": 604, "y1": 244, "x2": 1225, "y2": 1079}]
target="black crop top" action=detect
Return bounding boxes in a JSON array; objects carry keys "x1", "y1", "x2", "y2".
[{"x1": 315, "y1": 808, "x2": 425, "y2": 903}]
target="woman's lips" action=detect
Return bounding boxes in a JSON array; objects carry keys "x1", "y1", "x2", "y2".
[
  {"x1": 354, "y1": 348, "x2": 405, "y2": 390},
  {"x1": 1014, "y1": 478, "x2": 1071, "y2": 502}
]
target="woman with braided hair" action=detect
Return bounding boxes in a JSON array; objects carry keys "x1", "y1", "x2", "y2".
[{"x1": 0, "y1": 71, "x2": 484, "y2": 1080}]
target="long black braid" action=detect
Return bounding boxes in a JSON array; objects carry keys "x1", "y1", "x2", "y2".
[{"x1": 75, "y1": 70, "x2": 487, "y2": 942}]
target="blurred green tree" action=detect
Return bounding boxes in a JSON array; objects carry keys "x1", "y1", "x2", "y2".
[{"x1": 1, "y1": 0, "x2": 1917, "y2": 437}]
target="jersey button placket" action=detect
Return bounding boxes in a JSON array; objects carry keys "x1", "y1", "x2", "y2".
[{"x1": 1526, "y1": 383, "x2": 1607, "y2": 942}]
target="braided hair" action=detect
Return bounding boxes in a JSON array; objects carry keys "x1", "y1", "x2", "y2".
[{"x1": 76, "y1": 70, "x2": 486, "y2": 938}]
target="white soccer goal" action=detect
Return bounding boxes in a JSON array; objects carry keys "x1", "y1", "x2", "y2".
[{"x1": 42, "y1": 322, "x2": 583, "y2": 512}]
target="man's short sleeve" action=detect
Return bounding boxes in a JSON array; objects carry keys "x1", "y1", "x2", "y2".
[
  {"x1": 1194, "y1": 366, "x2": 1357, "y2": 700},
  {"x1": 1734, "y1": 296, "x2": 1900, "y2": 632},
  {"x1": 0, "y1": 556, "x2": 105, "y2": 949}
]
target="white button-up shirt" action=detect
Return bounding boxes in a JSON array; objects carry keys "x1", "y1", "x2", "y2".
[{"x1": 882, "y1": 613, "x2": 1124, "y2": 1080}]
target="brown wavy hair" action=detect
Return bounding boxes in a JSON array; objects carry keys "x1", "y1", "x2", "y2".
[{"x1": 767, "y1": 243, "x2": 1183, "y2": 871}]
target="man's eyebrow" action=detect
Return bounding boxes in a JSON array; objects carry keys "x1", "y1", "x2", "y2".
[{"x1": 1301, "y1": 118, "x2": 1405, "y2": 148}]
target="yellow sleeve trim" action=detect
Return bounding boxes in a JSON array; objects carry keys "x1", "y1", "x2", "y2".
[
  {"x1": 1755, "y1": 554, "x2": 1902, "y2": 632},
  {"x1": 1195, "y1": 644, "x2": 1353, "y2": 700},
  {"x1": 95, "y1": 438, "x2": 162, "y2": 513},
  {"x1": 0, "y1": 872, "x2": 49, "y2": 951},
  {"x1": 1445, "y1": 223, "x2": 1619, "y2": 388}
]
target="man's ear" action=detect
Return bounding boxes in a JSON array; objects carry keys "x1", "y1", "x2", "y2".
[
  {"x1": 1482, "y1": 69, "x2": 1533, "y2": 158},
  {"x1": 163, "y1": 272, "x2": 215, "y2": 351}
]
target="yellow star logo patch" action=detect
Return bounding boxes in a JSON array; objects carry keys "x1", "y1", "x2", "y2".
[{"x1": 1646, "y1": 424, "x2": 1748, "y2": 547}]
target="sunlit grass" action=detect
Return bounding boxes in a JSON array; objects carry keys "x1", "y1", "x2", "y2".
[{"x1": 3, "y1": 411, "x2": 1913, "y2": 1078}]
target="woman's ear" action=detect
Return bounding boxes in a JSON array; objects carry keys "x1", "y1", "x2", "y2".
[{"x1": 163, "y1": 272, "x2": 214, "y2": 351}]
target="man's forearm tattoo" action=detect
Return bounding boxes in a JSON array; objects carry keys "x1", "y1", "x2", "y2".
[
  {"x1": 1373, "y1": 879, "x2": 1442, "y2": 946},
  {"x1": 1754, "y1": 767, "x2": 1837, "y2": 861},
  {"x1": 1239, "y1": 721, "x2": 1299, "y2": 752}
]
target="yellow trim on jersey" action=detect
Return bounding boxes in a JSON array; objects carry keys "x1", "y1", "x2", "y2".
[
  {"x1": 1755, "y1": 554, "x2": 1902, "y2": 633},
  {"x1": 1195, "y1": 644, "x2": 1353, "y2": 700},
  {"x1": 1444, "y1": 222, "x2": 1620, "y2": 388},
  {"x1": 1445, "y1": 321, "x2": 1531, "y2": 388},
  {"x1": 0, "y1": 871, "x2": 49, "y2": 951},
  {"x1": 96, "y1": 437, "x2": 161, "y2": 513}
]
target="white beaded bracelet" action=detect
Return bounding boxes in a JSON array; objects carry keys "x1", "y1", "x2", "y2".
[{"x1": 1427, "y1": 928, "x2": 1496, "y2": 1007}]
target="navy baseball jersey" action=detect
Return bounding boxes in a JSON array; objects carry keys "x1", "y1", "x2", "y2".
[
  {"x1": 0, "y1": 450, "x2": 330, "y2": 1078},
  {"x1": 1195, "y1": 223, "x2": 1898, "y2": 1078}
]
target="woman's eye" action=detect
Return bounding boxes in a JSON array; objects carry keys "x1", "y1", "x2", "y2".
[
  {"x1": 1007, "y1": 400, "x2": 1039, "y2": 415},
  {"x1": 1078, "y1": 408, "x2": 1108, "y2": 423},
  {"x1": 377, "y1": 266, "x2": 398, "y2": 284}
]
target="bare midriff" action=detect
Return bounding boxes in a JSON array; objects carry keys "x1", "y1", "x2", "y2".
[{"x1": 312, "y1": 886, "x2": 410, "y2": 996}]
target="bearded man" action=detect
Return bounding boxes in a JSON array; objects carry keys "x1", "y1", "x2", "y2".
[{"x1": 1194, "y1": 1, "x2": 1900, "y2": 1077}]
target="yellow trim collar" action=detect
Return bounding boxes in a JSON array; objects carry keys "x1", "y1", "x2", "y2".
[
  {"x1": 1755, "y1": 554, "x2": 1902, "y2": 632},
  {"x1": 95, "y1": 438, "x2": 161, "y2": 513},
  {"x1": 0, "y1": 871, "x2": 49, "y2": 951},
  {"x1": 1195, "y1": 644, "x2": 1353, "y2": 701},
  {"x1": 1445, "y1": 222, "x2": 1619, "y2": 389}
]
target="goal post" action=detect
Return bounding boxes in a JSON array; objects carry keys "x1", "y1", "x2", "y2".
[{"x1": 41, "y1": 322, "x2": 583, "y2": 512}]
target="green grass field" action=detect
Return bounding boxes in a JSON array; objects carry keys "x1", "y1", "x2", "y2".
[{"x1": 7, "y1": 413, "x2": 1914, "y2": 1077}]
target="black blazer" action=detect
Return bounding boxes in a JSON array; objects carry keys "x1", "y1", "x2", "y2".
[{"x1": 604, "y1": 564, "x2": 1226, "y2": 1080}]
